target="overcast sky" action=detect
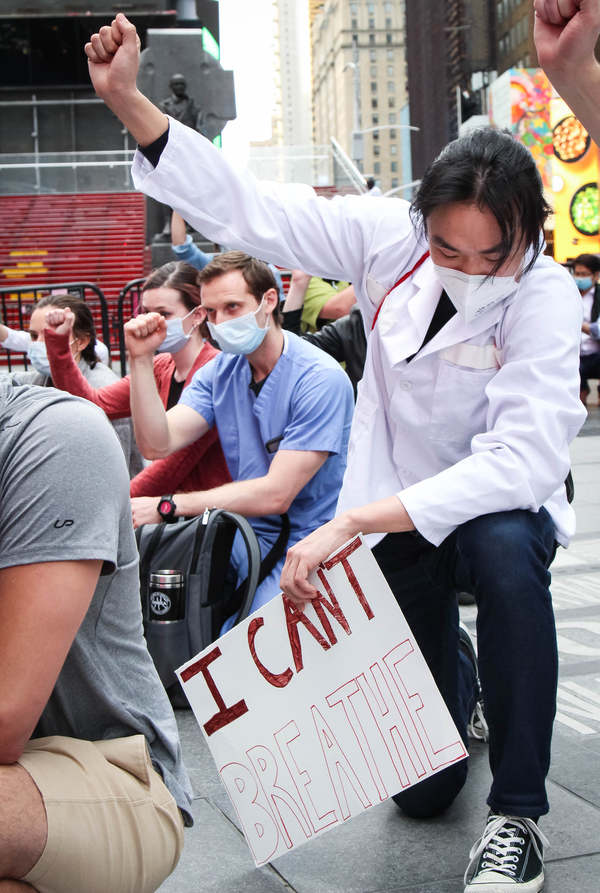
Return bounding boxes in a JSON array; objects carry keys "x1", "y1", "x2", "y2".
[{"x1": 218, "y1": 0, "x2": 276, "y2": 165}]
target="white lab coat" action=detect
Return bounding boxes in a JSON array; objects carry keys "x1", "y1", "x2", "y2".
[{"x1": 133, "y1": 117, "x2": 586, "y2": 547}]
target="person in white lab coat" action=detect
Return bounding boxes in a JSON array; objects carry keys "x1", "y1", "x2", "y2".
[{"x1": 85, "y1": 16, "x2": 586, "y2": 893}]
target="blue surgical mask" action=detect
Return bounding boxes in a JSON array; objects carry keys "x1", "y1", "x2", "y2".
[
  {"x1": 574, "y1": 276, "x2": 593, "y2": 292},
  {"x1": 207, "y1": 297, "x2": 269, "y2": 355},
  {"x1": 156, "y1": 307, "x2": 198, "y2": 354},
  {"x1": 27, "y1": 341, "x2": 51, "y2": 376}
]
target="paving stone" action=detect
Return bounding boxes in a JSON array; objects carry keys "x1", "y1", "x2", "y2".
[{"x1": 158, "y1": 798, "x2": 288, "y2": 893}]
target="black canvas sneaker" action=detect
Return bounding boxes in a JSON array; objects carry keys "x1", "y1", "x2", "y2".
[{"x1": 464, "y1": 813, "x2": 548, "y2": 891}]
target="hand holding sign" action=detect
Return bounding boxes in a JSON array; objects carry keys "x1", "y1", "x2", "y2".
[{"x1": 178, "y1": 536, "x2": 466, "y2": 866}]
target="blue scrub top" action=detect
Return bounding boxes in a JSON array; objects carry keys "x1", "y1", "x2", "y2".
[{"x1": 179, "y1": 331, "x2": 354, "y2": 544}]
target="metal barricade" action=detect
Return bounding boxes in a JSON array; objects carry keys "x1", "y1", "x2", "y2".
[
  {"x1": 0, "y1": 281, "x2": 110, "y2": 372},
  {"x1": 117, "y1": 278, "x2": 145, "y2": 377}
]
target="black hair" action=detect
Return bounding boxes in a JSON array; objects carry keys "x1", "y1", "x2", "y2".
[
  {"x1": 36, "y1": 293, "x2": 98, "y2": 368},
  {"x1": 366, "y1": 176, "x2": 376, "y2": 190},
  {"x1": 410, "y1": 127, "x2": 551, "y2": 276},
  {"x1": 573, "y1": 253, "x2": 600, "y2": 274}
]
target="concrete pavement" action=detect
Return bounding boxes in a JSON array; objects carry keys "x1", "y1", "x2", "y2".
[{"x1": 161, "y1": 410, "x2": 600, "y2": 892}]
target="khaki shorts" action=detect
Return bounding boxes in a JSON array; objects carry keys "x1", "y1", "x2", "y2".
[{"x1": 17, "y1": 734, "x2": 184, "y2": 893}]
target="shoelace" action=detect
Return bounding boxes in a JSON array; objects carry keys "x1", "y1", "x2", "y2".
[
  {"x1": 464, "y1": 815, "x2": 549, "y2": 884},
  {"x1": 467, "y1": 700, "x2": 489, "y2": 742}
]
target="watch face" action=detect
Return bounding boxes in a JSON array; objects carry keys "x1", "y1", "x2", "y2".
[{"x1": 159, "y1": 499, "x2": 172, "y2": 516}]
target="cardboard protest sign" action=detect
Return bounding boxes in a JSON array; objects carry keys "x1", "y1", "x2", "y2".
[{"x1": 177, "y1": 536, "x2": 467, "y2": 866}]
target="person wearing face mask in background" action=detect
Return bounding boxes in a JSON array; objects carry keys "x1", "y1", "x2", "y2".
[
  {"x1": 571, "y1": 253, "x2": 600, "y2": 406},
  {"x1": 86, "y1": 17, "x2": 586, "y2": 889},
  {"x1": 123, "y1": 251, "x2": 353, "y2": 627},
  {"x1": 43, "y1": 261, "x2": 231, "y2": 500},
  {"x1": 0, "y1": 292, "x2": 142, "y2": 479}
]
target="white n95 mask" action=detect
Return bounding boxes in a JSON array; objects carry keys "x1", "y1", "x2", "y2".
[{"x1": 432, "y1": 264, "x2": 520, "y2": 324}]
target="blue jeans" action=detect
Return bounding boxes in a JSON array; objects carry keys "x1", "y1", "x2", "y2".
[{"x1": 372, "y1": 508, "x2": 557, "y2": 820}]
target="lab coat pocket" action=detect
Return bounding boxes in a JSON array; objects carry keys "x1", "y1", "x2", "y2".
[{"x1": 429, "y1": 359, "x2": 497, "y2": 452}]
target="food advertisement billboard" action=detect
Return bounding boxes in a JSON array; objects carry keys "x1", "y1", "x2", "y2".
[{"x1": 489, "y1": 69, "x2": 599, "y2": 264}]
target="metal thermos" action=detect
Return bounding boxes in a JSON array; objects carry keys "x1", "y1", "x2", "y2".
[{"x1": 148, "y1": 569, "x2": 185, "y2": 623}]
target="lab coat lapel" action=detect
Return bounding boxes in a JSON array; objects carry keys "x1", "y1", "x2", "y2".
[
  {"x1": 377, "y1": 261, "x2": 442, "y2": 368},
  {"x1": 416, "y1": 296, "x2": 507, "y2": 361}
]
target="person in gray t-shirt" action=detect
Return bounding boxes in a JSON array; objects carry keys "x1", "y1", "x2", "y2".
[{"x1": 0, "y1": 382, "x2": 192, "y2": 892}]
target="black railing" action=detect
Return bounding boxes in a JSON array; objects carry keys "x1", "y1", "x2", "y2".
[
  {"x1": 117, "y1": 278, "x2": 145, "y2": 377},
  {"x1": 0, "y1": 281, "x2": 111, "y2": 372}
]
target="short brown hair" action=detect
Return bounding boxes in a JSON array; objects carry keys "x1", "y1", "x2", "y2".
[{"x1": 197, "y1": 251, "x2": 282, "y2": 323}]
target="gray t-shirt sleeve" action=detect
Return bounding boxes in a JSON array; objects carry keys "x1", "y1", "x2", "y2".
[{"x1": 0, "y1": 394, "x2": 124, "y2": 572}]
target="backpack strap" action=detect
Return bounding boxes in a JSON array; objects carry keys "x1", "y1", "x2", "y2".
[{"x1": 202, "y1": 509, "x2": 263, "y2": 627}]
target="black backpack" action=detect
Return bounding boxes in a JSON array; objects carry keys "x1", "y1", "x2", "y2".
[{"x1": 136, "y1": 509, "x2": 290, "y2": 704}]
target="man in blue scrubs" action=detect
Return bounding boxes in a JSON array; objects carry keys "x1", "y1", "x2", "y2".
[{"x1": 126, "y1": 251, "x2": 354, "y2": 619}]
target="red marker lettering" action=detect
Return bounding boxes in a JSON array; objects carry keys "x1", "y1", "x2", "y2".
[
  {"x1": 323, "y1": 536, "x2": 374, "y2": 620},
  {"x1": 248, "y1": 616, "x2": 293, "y2": 688},
  {"x1": 180, "y1": 646, "x2": 248, "y2": 736}
]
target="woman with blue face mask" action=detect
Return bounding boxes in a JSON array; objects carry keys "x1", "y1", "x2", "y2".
[
  {"x1": 0, "y1": 293, "x2": 143, "y2": 479},
  {"x1": 43, "y1": 261, "x2": 231, "y2": 501}
]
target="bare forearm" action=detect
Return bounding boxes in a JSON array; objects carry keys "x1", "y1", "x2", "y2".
[
  {"x1": 548, "y1": 63, "x2": 600, "y2": 146},
  {"x1": 343, "y1": 494, "x2": 415, "y2": 537},
  {"x1": 171, "y1": 210, "x2": 187, "y2": 246},
  {"x1": 175, "y1": 476, "x2": 290, "y2": 518},
  {"x1": 103, "y1": 87, "x2": 168, "y2": 146},
  {"x1": 128, "y1": 355, "x2": 171, "y2": 457}
]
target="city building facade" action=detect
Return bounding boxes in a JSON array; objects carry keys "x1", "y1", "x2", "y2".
[{"x1": 311, "y1": 0, "x2": 410, "y2": 195}]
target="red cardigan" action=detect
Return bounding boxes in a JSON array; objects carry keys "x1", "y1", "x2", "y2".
[{"x1": 45, "y1": 329, "x2": 231, "y2": 497}]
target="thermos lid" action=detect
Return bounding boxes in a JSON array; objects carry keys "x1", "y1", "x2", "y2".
[{"x1": 150, "y1": 570, "x2": 184, "y2": 587}]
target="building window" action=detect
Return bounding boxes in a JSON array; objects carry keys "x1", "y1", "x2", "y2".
[
  {"x1": 370, "y1": 64, "x2": 377, "y2": 76},
  {"x1": 391, "y1": 177, "x2": 399, "y2": 188},
  {"x1": 387, "y1": 49, "x2": 394, "y2": 60},
  {"x1": 373, "y1": 130, "x2": 379, "y2": 139},
  {"x1": 374, "y1": 145, "x2": 380, "y2": 156},
  {"x1": 369, "y1": 18, "x2": 375, "y2": 29},
  {"x1": 372, "y1": 114, "x2": 379, "y2": 126},
  {"x1": 389, "y1": 128, "x2": 396, "y2": 138},
  {"x1": 388, "y1": 96, "x2": 395, "y2": 108},
  {"x1": 371, "y1": 98, "x2": 378, "y2": 109},
  {"x1": 387, "y1": 65, "x2": 394, "y2": 76},
  {"x1": 370, "y1": 48, "x2": 376, "y2": 61},
  {"x1": 385, "y1": 18, "x2": 392, "y2": 28},
  {"x1": 374, "y1": 161, "x2": 381, "y2": 174},
  {"x1": 386, "y1": 33, "x2": 392, "y2": 44},
  {"x1": 367, "y1": 3, "x2": 375, "y2": 13},
  {"x1": 388, "y1": 113, "x2": 396, "y2": 124},
  {"x1": 387, "y1": 81, "x2": 395, "y2": 92},
  {"x1": 391, "y1": 161, "x2": 397, "y2": 172},
  {"x1": 369, "y1": 33, "x2": 375, "y2": 44},
  {"x1": 352, "y1": 18, "x2": 358, "y2": 29},
  {"x1": 371, "y1": 81, "x2": 377, "y2": 93},
  {"x1": 384, "y1": 2, "x2": 393, "y2": 11},
  {"x1": 390, "y1": 144, "x2": 397, "y2": 155},
  {"x1": 350, "y1": 3, "x2": 358, "y2": 13}
]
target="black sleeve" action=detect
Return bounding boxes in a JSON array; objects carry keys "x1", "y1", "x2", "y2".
[
  {"x1": 303, "y1": 317, "x2": 348, "y2": 363},
  {"x1": 139, "y1": 125, "x2": 170, "y2": 168},
  {"x1": 282, "y1": 308, "x2": 303, "y2": 336}
]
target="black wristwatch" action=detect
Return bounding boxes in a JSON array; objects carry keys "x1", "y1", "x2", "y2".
[{"x1": 157, "y1": 494, "x2": 177, "y2": 523}]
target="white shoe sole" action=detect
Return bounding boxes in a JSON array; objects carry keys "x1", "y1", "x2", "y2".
[{"x1": 464, "y1": 869, "x2": 544, "y2": 892}]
